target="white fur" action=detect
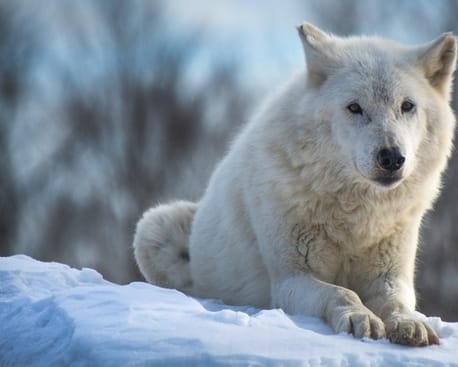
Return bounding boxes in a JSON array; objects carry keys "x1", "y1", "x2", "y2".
[
  {"x1": 133, "y1": 201, "x2": 196, "y2": 292},
  {"x1": 133, "y1": 23, "x2": 457, "y2": 346}
]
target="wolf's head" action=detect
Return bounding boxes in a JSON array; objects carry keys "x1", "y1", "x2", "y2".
[{"x1": 297, "y1": 23, "x2": 457, "y2": 189}]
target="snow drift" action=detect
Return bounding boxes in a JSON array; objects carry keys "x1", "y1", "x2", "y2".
[{"x1": 0, "y1": 255, "x2": 457, "y2": 366}]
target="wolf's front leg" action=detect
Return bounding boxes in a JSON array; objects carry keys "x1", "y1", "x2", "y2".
[
  {"x1": 355, "y1": 227, "x2": 440, "y2": 346},
  {"x1": 362, "y1": 278, "x2": 439, "y2": 346},
  {"x1": 273, "y1": 275, "x2": 385, "y2": 339}
]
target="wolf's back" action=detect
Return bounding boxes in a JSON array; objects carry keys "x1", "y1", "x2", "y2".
[{"x1": 133, "y1": 201, "x2": 197, "y2": 292}]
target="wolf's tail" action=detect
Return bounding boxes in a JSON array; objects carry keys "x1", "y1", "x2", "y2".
[{"x1": 133, "y1": 201, "x2": 197, "y2": 293}]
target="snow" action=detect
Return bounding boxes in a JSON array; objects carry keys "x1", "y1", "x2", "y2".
[{"x1": 1, "y1": 255, "x2": 457, "y2": 367}]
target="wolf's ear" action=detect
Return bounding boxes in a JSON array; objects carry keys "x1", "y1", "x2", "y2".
[
  {"x1": 417, "y1": 33, "x2": 457, "y2": 98},
  {"x1": 297, "y1": 22, "x2": 337, "y2": 87}
]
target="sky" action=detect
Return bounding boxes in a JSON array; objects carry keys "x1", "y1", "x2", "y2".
[{"x1": 160, "y1": 0, "x2": 452, "y2": 91}]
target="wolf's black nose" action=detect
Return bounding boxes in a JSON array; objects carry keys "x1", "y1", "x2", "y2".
[{"x1": 376, "y1": 147, "x2": 405, "y2": 172}]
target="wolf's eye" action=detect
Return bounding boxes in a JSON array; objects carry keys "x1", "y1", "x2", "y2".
[
  {"x1": 401, "y1": 100, "x2": 415, "y2": 113},
  {"x1": 347, "y1": 103, "x2": 363, "y2": 115}
]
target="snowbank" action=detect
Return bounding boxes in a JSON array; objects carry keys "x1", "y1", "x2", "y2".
[{"x1": 1, "y1": 255, "x2": 457, "y2": 366}]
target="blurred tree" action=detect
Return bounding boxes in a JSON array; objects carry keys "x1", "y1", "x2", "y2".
[
  {"x1": 416, "y1": 0, "x2": 458, "y2": 321},
  {"x1": 9, "y1": 0, "x2": 249, "y2": 282},
  {"x1": 0, "y1": 3, "x2": 37, "y2": 255}
]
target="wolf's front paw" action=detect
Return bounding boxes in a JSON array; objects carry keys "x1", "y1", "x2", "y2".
[
  {"x1": 385, "y1": 314, "x2": 439, "y2": 346},
  {"x1": 334, "y1": 307, "x2": 385, "y2": 340}
]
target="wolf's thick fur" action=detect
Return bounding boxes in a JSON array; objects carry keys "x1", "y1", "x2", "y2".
[{"x1": 133, "y1": 23, "x2": 457, "y2": 346}]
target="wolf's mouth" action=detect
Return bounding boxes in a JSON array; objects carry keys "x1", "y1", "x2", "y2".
[{"x1": 373, "y1": 175, "x2": 403, "y2": 187}]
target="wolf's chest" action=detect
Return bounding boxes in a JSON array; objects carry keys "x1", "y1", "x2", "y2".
[
  {"x1": 293, "y1": 192, "x2": 403, "y2": 244},
  {"x1": 289, "y1": 195, "x2": 410, "y2": 282}
]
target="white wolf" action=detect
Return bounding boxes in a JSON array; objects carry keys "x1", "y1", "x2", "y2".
[{"x1": 133, "y1": 23, "x2": 457, "y2": 346}]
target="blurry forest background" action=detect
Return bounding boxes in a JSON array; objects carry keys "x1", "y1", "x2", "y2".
[{"x1": 0, "y1": 0, "x2": 457, "y2": 320}]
